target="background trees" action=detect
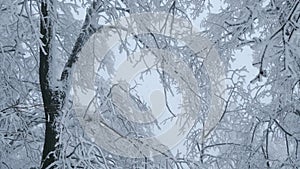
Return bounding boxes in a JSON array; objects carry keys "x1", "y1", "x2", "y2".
[
  {"x1": 0, "y1": 0, "x2": 299, "y2": 168},
  {"x1": 204, "y1": 0, "x2": 300, "y2": 168}
]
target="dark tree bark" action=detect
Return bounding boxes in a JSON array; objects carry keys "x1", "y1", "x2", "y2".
[
  {"x1": 39, "y1": 0, "x2": 64, "y2": 168},
  {"x1": 39, "y1": 1, "x2": 103, "y2": 168}
]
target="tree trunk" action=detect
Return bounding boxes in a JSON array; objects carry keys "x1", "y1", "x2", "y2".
[
  {"x1": 39, "y1": 1, "x2": 100, "y2": 168},
  {"x1": 39, "y1": 0, "x2": 63, "y2": 168}
]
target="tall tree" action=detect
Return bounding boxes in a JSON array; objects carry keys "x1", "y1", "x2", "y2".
[
  {"x1": 1, "y1": 0, "x2": 300, "y2": 168},
  {"x1": 39, "y1": 0, "x2": 63, "y2": 168}
]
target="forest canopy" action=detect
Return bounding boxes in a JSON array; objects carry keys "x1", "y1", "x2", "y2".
[{"x1": 0, "y1": 0, "x2": 300, "y2": 168}]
